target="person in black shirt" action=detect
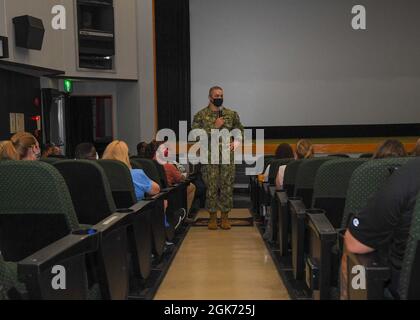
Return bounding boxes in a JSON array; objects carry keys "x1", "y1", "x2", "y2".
[{"x1": 344, "y1": 158, "x2": 420, "y2": 298}]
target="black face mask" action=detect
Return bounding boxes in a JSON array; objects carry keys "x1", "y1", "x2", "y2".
[{"x1": 212, "y1": 98, "x2": 224, "y2": 108}]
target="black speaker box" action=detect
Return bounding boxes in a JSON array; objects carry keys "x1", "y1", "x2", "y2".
[{"x1": 13, "y1": 15, "x2": 45, "y2": 50}]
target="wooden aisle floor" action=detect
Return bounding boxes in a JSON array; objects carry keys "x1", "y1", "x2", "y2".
[{"x1": 154, "y1": 209, "x2": 289, "y2": 300}]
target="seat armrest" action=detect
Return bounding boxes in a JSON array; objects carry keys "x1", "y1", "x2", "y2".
[
  {"x1": 144, "y1": 191, "x2": 168, "y2": 201},
  {"x1": 306, "y1": 213, "x2": 337, "y2": 241},
  {"x1": 289, "y1": 198, "x2": 307, "y2": 216},
  {"x1": 176, "y1": 181, "x2": 190, "y2": 187},
  {"x1": 263, "y1": 182, "x2": 271, "y2": 193},
  {"x1": 18, "y1": 232, "x2": 99, "y2": 279},
  {"x1": 269, "y1": 185, "x2": 277, "y2": 198},
  {"x1": 346, "y1": 251, "x2": 391, "y2": 300},
  {"x1": 276, "y1": 191, "x2": 288, "y2": 205},
  {"x1": 93, "y1": 211, "x2": 133, "y2": 237},
  {"x1": 130, "y1": 200, "x2": 155, "y2": 214},
  {"x1": 165, "y1": 181, "x2": 188, "y2": 192},
  {"x1": 161, "y1": 187, "x2": 176, "y2": 193},
  {"x1": 305, "y1": 213, "x2": 337, "y2": 299}
]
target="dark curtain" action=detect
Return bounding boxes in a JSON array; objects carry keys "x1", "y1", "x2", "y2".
[
  {"x1": 41, "y1": 88, "x2": 57, "y2": 145},
  {"x1": 65, "y1": 97, "x2": 94, "y2": 158},
  {"x1": 155, "y1": 0, "x2": 191, "y2": 133}
]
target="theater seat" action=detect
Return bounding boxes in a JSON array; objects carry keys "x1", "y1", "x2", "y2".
[
  {"x1": 130, "y1": 158, "x2": 168, "y2": 258},
  {"x1": 312, "y1": 159, "x2": 369, "y2": 228},
  {"x1": 0, "y1": 161, "x2": 129, "y2": 300},
  {"x1": 289, "y1": 158, "x2": 335, "y2": 280},
  {"x1": 294, "y1": 158, "x2": 336, "y2": 208},
  {"x1": 259, "y1": 159, "x2": 292, "y2": 241},
  {"x1": 53, "y1": 160, "x2": 136, "y2": 299},
  {"x1": 283, "y1": 160, "x2": 304, "y2": 197},
  {"x1": 396, "y1": 191, "x2": 420, "y2": 300},
  {"x1": 341, "y1": 158, "x2": 411, "y2": 229},
  {"x1": 40, "y1": 158, "x2": 64, "y2": 165},
  {"x1": 250, "y1": 155, "x2": 274, "y2": 214},
  {"x1": 131, "y1": 158, "x2": 187, "y2": 242},
  {"x1": 96, "y1": 160, "x2": 154, "y2": 281},
  {"x1": 303, "y1": 158, "x2": 368, "y2": 299},
  {"x1": 152, "y1": 160, "x2": 189, "y2": 241}
]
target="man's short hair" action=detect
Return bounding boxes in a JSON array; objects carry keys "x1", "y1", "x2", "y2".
[
  {"x1": 75, "y1": 143, "x2": 97, "y2": 160},
  {"x1": 209, "y1": 86, "x2": 223, "y2": 97},
  {"x1": 137, "y1": 141, "x2": 147, "y2": 155}
]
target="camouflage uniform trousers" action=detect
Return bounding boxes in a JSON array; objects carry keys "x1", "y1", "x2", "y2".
[{"x1": 201, "y1": 163, "x2": 235, "y2": 214}]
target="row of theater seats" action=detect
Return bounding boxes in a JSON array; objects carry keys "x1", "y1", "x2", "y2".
[
  {"x1": 0, "y1": 157, "x2": 191, "y2": 300},
  {"x1": 250, "y1": 155, "x2": 420, "y2": 300}
]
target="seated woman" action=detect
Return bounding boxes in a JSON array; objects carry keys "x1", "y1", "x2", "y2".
[
  {"x1": 373, "y1": 139, "x2": 407, "y2": 159},
  {"x1": 296, "y1": 139, "x2": 315, "y2": 160},
  {"x1": 102, "y1": 140, "x2": 160, "y2": 201},
  {"x1": 268, "y1": 139, "x2": 314, "y2": 189},
  {"x1": 0, "y1": 132, "x2": 40, "y2": 161},
  {"x1": 263, "y1": 143, "x2": 295, "y2": 188},
  {"x1": 155, "y1": 143, "x2": 197, "y2": 216}
]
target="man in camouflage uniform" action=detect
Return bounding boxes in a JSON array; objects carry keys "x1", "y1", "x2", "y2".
[{"x1": 192, "y1": 86, "x2": 244, "y2": 230}]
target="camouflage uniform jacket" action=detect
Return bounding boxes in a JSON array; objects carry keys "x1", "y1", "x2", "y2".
[{"x1": 191, "y1": 106, "x2": 244, "y2": 163}]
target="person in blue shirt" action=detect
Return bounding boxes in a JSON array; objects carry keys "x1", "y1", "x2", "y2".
[
  {"x1": 102, "y1": 140, "x2": 160, "y2": 200},
  {"x1": 102, "y1": 140, "x2": 177, "y2": 231}
]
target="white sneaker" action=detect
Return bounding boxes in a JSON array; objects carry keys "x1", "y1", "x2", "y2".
[
  {"x1": 174, "y1": 214, "x2": 183, "y2": 230},
  {"x1": 180, "y1": 208, "x2": 187, "y2": 220}
]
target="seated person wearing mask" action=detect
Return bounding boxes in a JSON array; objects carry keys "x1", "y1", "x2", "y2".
[
  {"x1": 155, "y1": 144, "x2": 197, "y2": 215},
  {"x1": 343, "y1": 158, "x2": 420, "y2": 299}
]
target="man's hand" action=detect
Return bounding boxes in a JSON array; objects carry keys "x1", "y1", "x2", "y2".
[{"x1": 215, "y1": 117, "x2": 225, "y2": 129}]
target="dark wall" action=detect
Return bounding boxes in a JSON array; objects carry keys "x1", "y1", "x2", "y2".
[{"x1": 0, "y1": 68, "x2": 41, "y2": 140}]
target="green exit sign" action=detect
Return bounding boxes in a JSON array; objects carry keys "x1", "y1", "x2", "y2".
[{"x1": 63, "y1": 79, "x2": 73, "y2": 93}]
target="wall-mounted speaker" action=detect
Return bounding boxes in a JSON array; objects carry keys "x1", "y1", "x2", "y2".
[{"x1": 12, "y1": 15, "x2": 45, "y2": 50}]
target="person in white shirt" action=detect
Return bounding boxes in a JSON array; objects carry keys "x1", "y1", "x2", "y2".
[{"x1": 263, "y1": 143, "x2": 295, "y2": 189}]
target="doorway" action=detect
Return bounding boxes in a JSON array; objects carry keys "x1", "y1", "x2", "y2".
[{"x1": 66, "y1": 96, "x2": 114, "y2": 158}]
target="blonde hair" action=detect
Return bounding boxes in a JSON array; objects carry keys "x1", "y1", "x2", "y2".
[
  {"x1": 296, "y1": 139, "x2": 314, "y2": 159},
  {"x1": 0, "y1": 132, "x2": 37, "y2": 160},
  {"x1": 102, "y1": 140, "x2": 132, "y2": 169}
]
